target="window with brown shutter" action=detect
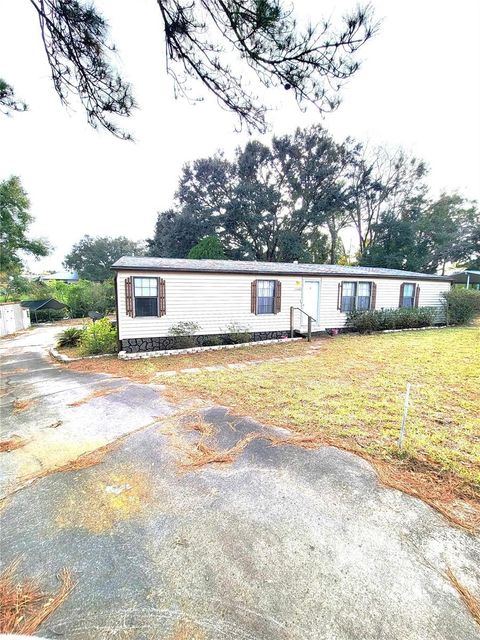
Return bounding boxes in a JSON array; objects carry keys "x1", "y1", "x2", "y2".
[
  {"x1": 251, "y1": 280, "x2": 258, "y2": 314},
  {"x1": 274, "y1": 280, "x2": 282, "y2": 314},
  {"x1": 133, "y1": 277, "x2": 160, "y2": 317},
  {"x1": 125, "y1": 276, "x2": 134, "y2": 317},
  {"x1": 414, "y1": 285, "x2": 420, "y2": 308},
  {"x1": 339, "y1": 281, "x2": 373, "y2": 312},
  {"x1": 370, "y1": 282, "x2": 377, "y2": 310},
  {"x1": 158, "y1": 277, "x2": 166, "y2": 316}
]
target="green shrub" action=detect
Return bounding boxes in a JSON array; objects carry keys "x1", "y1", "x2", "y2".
[
  {"x1": 442, "y1": 288, "x2": 480, "y2": 325},
  {"x1": 201, "y1": 335, "x2": 223, "y2": 347},
  {"x1": 225, "y1": 322, "x2": 251, "y2": 344},
  {"x1": 79, "y1": 318, "x2": 117, "y2": 355},
  {"x1": 57, "y1": 327, "x2": 85, "y2": 348},
  {"x1": 45, "y1": 279, "x2": 115, "y2": 318},
  {"x1": 168, "y1": 321, "x2": 201, "y2": 349},
  {"x1": 347, "y1": 307, "x2": 436, "y2": 334}
]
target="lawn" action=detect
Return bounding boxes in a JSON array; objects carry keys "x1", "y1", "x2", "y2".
[
  {"x1": 163, "y1": 327, "x2": 480, "y2": 527},
  {"x1": 65, "y1": 327, "x2": 480, "y2": 528}
]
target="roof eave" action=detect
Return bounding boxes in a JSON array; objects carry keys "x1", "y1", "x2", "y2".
[{"x1": 111, "y1": 264, "x2": 453, "y2": 282}]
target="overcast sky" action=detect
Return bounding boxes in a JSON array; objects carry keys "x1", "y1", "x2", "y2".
[{"x1": 1, "y1": 0, "x2": 479, "y2": 272}]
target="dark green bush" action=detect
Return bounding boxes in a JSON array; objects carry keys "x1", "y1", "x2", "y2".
[
  {"x1": 347, "y1": 307, "x2": 436, "y2": 333},
  {"x1": 79, "y1": 318, "x2": 117, "y2": 355},
  {"x1": 201, "y1": 335, "x2": 223, "y2": 347},
  {"x1": 442, "y1": 288, "x2": 480, "y2": 325},
  {"x1": 57, "y1": 327, "x2": 85, "y2": 348},
  {"x1": 32, "y1": 308, "x2": 68, "y2": 323}
]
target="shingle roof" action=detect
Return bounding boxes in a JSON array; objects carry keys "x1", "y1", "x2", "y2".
[{"x1": 111, "y1": 256, "x2": 452, "y2": 282}]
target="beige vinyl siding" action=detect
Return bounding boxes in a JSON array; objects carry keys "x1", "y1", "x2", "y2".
[
  {"x1": 315, "y1": 277, "x2": 450, "y2": 329},
  {"x1": 116, "y1": 270, "x2": 450, "y2": 339},
  {"x1": 117, "y1": 271, "x2": 302, "y2": 340}
]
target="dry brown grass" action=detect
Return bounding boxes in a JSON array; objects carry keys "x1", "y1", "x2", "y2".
[
  {"x1": 0, "y1": 437, "x2": 27, "y2": 452},
  {"x1": 446, "y1": 567, "x2": 480, "y2": 627},
  {"x1": 67, "y1": 385, "x2": 124, "y2": 407},
  {"x1": 63, "y1": 339, "x2": 312, "y2": 382},
  {"x1": 0, "y1": 559, "x2": 75, "y2": 634}
]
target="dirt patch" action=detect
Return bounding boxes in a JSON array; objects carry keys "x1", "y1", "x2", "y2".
[
  {"x1": 67, "y1": 385, "x2": 124, "y2": 407},
  {"x1": 0, "y1": 437, "x2": 27, "y2": 452},
  {"x1": 0, "y1": 559, "x2": 75, "y2": 634},
  {"x1": 55, "y1": 467, "x2": 151, "y2": 533},
  {"x1": 12, "y1": 398, "x2": 34, "y2": 413},
  {"x1": 446, "y1": 567, "x2": 480, "y2": 627}
]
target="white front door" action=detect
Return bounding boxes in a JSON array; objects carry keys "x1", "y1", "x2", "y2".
[{"x1": 302, "y1": 280, "x2": 320, "y2": 324}]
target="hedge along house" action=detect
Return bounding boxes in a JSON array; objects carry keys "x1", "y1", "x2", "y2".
[{"x1": 112, "y1": 257, "x2": 452, "y2": 353}]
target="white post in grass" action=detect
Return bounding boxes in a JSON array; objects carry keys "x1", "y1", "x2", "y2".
[{"x1": 398, "y1": 383, "x2": 411, "y2": 451}]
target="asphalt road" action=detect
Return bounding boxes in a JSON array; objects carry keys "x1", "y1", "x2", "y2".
[{"x1": 1, "y1": 325, "x2": 479, "y2": 640}]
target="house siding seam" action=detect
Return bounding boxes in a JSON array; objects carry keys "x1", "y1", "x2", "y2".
[{"x1": 116, "y1": 271, "x2": 450, "y2": 340}]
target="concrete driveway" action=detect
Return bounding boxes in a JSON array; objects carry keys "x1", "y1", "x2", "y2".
[{"x1": 1, "y1": 325, "x2": 479, "y2": 639}]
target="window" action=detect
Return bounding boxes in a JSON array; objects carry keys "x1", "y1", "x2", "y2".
[
  {"x1": 401, "y1": 283, "x2": 416, "y2": 308},
  {"x1": 357, "y1": 282, "x2": 372, "y2": 311},
  {"x1": 134, "y1": 277, "x2": 158, "y2": 316},
  {"x1": 257, "y1": 280, "x2": 275, "y2": 314},
  {"x1": 341, "y1": 282, "x2": 356, "y2": 312},
  {"x1": 340, "y1": 281, "x2": 373, "y2": 312}
]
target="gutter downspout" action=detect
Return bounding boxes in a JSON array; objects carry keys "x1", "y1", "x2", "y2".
[{"x1": 113, "y1": 272, "x2": 121, "y2": 352}]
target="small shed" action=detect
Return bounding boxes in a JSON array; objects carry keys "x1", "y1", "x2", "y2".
[
  {"x1": 0, "y1": 302, "x2": 31, "y2": 336},
  {"x1": 21, "y1": 298, "x2": 69, "y2": 323}
]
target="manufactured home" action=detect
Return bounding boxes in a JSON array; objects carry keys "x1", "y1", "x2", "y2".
[{"x1": 112, "y1": 257, "x2": 452, "y2": 353}]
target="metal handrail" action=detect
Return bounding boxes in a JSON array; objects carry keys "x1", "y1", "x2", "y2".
[{"x1": 290, "y1": 306, "x2": 316, "y2": 342}]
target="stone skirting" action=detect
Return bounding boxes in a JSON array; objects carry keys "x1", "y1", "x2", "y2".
[{"x1": 121, "y1": 330, "x2": 291, "y2": 353}]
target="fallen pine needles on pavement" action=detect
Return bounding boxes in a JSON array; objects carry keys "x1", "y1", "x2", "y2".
[
  {"x1": 0, "y1": 559, "x2": 75, "y2": 634},
  {"x1": 0, "y1": 437, "x2": 27, "y2": 452},
  {"x1": 446, "y1": 567, "x2": 480, "y2": 627}
]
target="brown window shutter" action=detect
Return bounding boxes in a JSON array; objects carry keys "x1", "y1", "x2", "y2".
[
  {"x1": 274, "y1": 280, "x2": 282, "y2": 314},
  {"x1": 337, "y1": 282, "x2": 343, "y2": 311},
  {"x1": 370, "y1": 282, "x2": 377, "y2": 310},
  {"x1": 399, "y1": 283, "x2": 405, "y2": 308},
  {"x1": 251, "y1": 280, "x2": 258, "y2": 314},
  {"x1": 414, "y1": 285, "x2": 420, "y2": 308},
  {"x1": 125, "y1": 276, "x2": 134, "y2": 317},
  {"x1": 158, "y1": 278, "x2": 166, "y2": 316}
]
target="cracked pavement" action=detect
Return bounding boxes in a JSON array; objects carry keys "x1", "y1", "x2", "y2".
[{"x1": 1, "y1": 325, "x2": 479, "y2": 639}]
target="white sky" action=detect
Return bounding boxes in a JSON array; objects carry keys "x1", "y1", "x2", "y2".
[{"x1": 1, "y1": 0, "x2": 479, "y2": 271}]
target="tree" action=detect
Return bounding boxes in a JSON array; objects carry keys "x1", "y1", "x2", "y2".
[
  {"x1": 4, "y1": 1, "x2": 376, "y2": 138},
  {"x1": 346, "y1": 145, "x2": 428, "y2": 253},
  {"x1": 0, "y1": 79, "x2": 27, "y2": 115},
  {"x1": 0, "y1": 176, "x2": 50, "y2": 273},
  {"x1": 64, "y1": 235, "x2": 144, "y2": 281},
  {"x1": 188, "y1": 236, "x2": 227, "y2": 259},
  {"x1": 358, "y1": 193, "x2": 480, "y2": 273},
  {"x1": 149, "y1": 126, "x2": 350, "y2": 262}
]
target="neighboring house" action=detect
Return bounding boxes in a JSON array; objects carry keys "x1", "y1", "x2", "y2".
[
  {"x1": 0, "y1": 302, "x2": 31, "y2": 337},
  {"x1": 21, "y1": 298, "x2": 68, "y2": 323},
  {"x1": 40, "y1": 270, "x2": 79, "y2": 283},
  {"x1": 112, "y1": 257, "x2": 452, "y2": 353}
]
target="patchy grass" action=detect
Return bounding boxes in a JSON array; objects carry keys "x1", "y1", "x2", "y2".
[
  {"x1": 63, "y1": 339, "x2": 311, "y2": 382},
  {"x1": 0, "y1": 559, "x2": 75, "y2": 634},
  {"x1": 162, "y1": 328, "x2": 480, "y2": 528}
]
